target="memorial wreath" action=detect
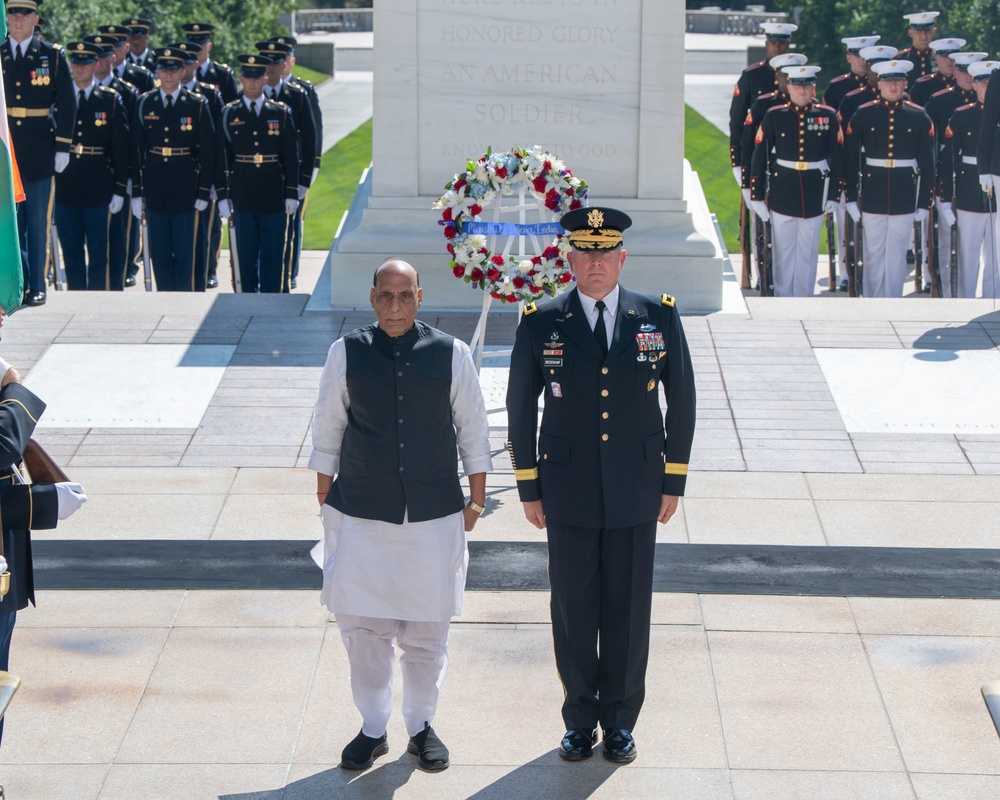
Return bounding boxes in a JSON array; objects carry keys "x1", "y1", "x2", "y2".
[{"x1": 434, "y1": 146, "x2": 589, "y2": 303}]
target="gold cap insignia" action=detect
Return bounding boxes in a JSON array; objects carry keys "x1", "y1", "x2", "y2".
[
  {"x1": 587, "y1": 209, "x2": 604, "y2": 228},
  {"x1": 193, "y1": 24, "x2": 200, "y2": 31},
  {"x1": 76, "y1": 44, "x2": 84, "y2": 50},
  {"x1": 268, "y1": 44, "x2": 276, "y2": 51},
  {"x1": 248, "y1": 56, "x2": 256, "y2": 64}
]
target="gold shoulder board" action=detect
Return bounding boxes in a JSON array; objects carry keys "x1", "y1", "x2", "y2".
[
  {"x1": 524, "y1": 302, "x2": 538, "y2": 315},
  {"x1": 661, "y1": 294, "x2": 675, "y2": 308}
]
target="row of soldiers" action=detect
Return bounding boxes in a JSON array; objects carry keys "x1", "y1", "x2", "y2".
[
  {"x1": 729, "y1": 12, "x2": 1000, "y2": 298},
  {"x1": 3, "y1": 0, "x2": 323, "y2": 302}
]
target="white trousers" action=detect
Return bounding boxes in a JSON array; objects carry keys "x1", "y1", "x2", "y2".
[
  {"x1": 771, "y1": 211, "x2": 823, "y2": 297},
  {"x1": 862, "y1": 213, "x2": 913, "y2": 297},
  {"x1": 933, "y1": 199, "x2": 954, "y2": 296},
  {"x1": 957, "y1": 210, "x2": 1000, "y2": 297},
  {"x1": 337, "y1": 614, "x2": 451, "y2": 738}
]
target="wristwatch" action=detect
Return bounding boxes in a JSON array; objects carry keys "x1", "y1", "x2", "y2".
[{"x1": 466, "y1": 500, "x2": 485, "y2": 515}]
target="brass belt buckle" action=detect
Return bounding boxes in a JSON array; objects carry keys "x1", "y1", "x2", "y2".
[
  {"x1": 70, "y1": 144, "x2": 83, "y2": 155},
  {"x1": 884, "y1": 158, "x2": 895, "y2": 168},
  {"x1": 253, "y1": 153, "x2": 263, "y2": 166},
  {"x1": 796, "y1": 160, "x2": 808, "y2": 171},
  {"x1": 9, "y1": 107, "x2": 25, "y2": 118},
  {"x1": 161, "y1": 147, "x2": 173, "y2": 157}
]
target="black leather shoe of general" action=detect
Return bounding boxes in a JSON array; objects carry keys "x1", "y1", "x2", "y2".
[
  {"x1": 408, "y1": 722, "x2": 450, "y2": 771},
  {"x1": 602, "y1": 728, "x2": 638, "y2": 763},
  {"x1": 339, "y1": 729, "x2": 388, "y2": 770},
  {"x1": 206, "y1": 271, "x2": 219, "y2": 289},
  {"x1": 24, "y1": 291, "x2": 46, "y2": 307},
  {"x1": 559, "y1": 728, "x2": 598, "y2": 761}
]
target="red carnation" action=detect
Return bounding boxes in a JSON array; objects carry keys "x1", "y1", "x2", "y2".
[
  {"x1": 566, "y1": 188, "x2": 574, "y2": 196},
  {"x1": 570, "y1": 199, "x2": 582, "y2": 210},
  {"x1": 495, "y1": 166, "x2": 508, "y2": 178},
  {"x1": 531, "y1": 256, "x2": 542, "y2": 265},
  {"x1": 559, "y1": 271, "x2": 572, "y2": 283},
  {"x1": 453, "y1": 265, "x2": 465, "y2": 278},
  {"x1": 528, "y1": 270, "x2": 538, "y2": 277},
  {"x1": 453, "y1": 178, "x2": 467, "y2": 190},
  {"x1": 486, "y1": 268, "x2": 501, "y2": 281},
  {"x1": 479, "y1": 247, "x2": 488, "y2": 255},
  {"x1": 506, "y1": 293, "x2": 517, "y2": 303},
  {"x1": 444, "y1": 226, "x2": 457, "y2": 239},
  {"x1": 442, "y1": 207, "x2": 453, "y2": 221},
  {"x1": 532, "y1": 175, "x2": 548, "y2": 193},
  {"x1": 491, "y1": 291, "x2": 503, "y2": 300},
  {"x1": 470, "y1": 268, "x2": 484, "y2": 282},
  {"x1": 543, "y1": 246, "x2": 559, "y2": 260},
  {"x1": 447, "y1": 244, "x2": 455, "y2": 255},
  {"x1": 491, "y1": 254, "x2": 505, "y2": 267},
  {"x1": 469, "y1": 204, "x2": 482, "y2": 216},
  {"x1": 512, "y1": 276, "x2": 526, "y2": 289},
  {"x1": 545, "y1": 193, "x2": 560, "y2": 211},
  {"x1": 543, "y1": 160, "x2": 552, "y2": 171}
]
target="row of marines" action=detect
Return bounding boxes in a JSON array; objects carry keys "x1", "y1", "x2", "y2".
[
  {"x1": 3, "y1": 2, "x2": 323, "y2": 302},
  {"x1": 729, "y1": 12, "x2": 1000, "y2": 298}
]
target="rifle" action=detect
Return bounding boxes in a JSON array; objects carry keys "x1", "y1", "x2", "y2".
[
  {"x1": 48, "y1": 220, "x2": 65, "y2": 291},
  {"x1": 950, "y1": 192, "x2": 959, "y2": 298},
  {"x1": 855, "y1": 209, "x2": 865, "y2": 295},
  {"x1": 913, "y1": 218, "x2": 924, "y2": 295},
  {"x1": 754, "y1": 214, "x2": 766, "y2": 293},
  {"x1": 738, "y1": 196, "x2": 752, "y2": 289},
  {"x1": 229, "y1": 216, "x2": 243, "y2": 293},
  {"x1": 823, "y1": 172, "x2": 835, "y2": 291},
  {"x1": 761, "y1": 217, "x2": 775, "y2": 297},
  {"x1": 926, "y1": 207, "x2": 943, "y2": 297},
  {"x1": 845, "y1": 214, "x2": 858, "y2": 296},
  {"x1": 140, "y1": 204, "x2": 153, "y2": 292}
]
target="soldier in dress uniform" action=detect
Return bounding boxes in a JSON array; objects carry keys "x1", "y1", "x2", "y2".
[
  {"x1": 749, "y1": 66, "x2": 844, "y2": 297},
  {"x1": 838, "y1": 45, "x2": 897, "y2": 130},
  {"x1": 53, "y1": 42, "x2": 128, "y2": 291},
  {"x1": 87, "y1": 33, "x2": 138, "y2": 292},
  {"x1": 130, "y1": 47, "x2": 215, "y2": 291},
  {"x1": 941, "y1": 61, "x2": 1000, "y2": 297},
  {"x1": 910, "y1": 38, "x2": 963, "y2": 107},
  {"x1": 183, "y1": 23, "x2": 239, "y2": 104},
  {"x1": 100, "y1": 24, "x2": 154, "y2": 94},
  {"x1": 845, "y1": 60, "x2": 936, "y2": 297},
  {"x1": 122, "y1": 18, "x2": 154, "y2": 71},
  {"x1": 825, "y1": 37, "x2": 881, "y2": 291},
  {"x1": 216, "y1": 55, "x2": 300, "y2": 293},
  {"x1": 32, "y1": 14, "x2": 41, "y2": 39},
  {"x1": 728, "y1": 21, "x2": 797, "y2": 187},
  {"x1": 256, "y1": 40, "x2": 317, "y2": 288},
  {"x1": 268, "y1": 34, "x2": 324, "y2": 290},
  {"x1": 171, "y1": 41, "x2": 222, "y2": 293},
  {"x1": 505, "y1": 207, "x2": 696, "y2": 765},
  {"x1": 897, "y1": 11, "x2": 939, "y2": 88},
  {"x1": 923, "y1": 51, "x2": 985, "y2": 293},
  {"x1": 2, "y1": 0, "x2": 76, "y2": 306},
  {"x1": 975, "y1": 54, "x2": 1000, "y2": 288}
]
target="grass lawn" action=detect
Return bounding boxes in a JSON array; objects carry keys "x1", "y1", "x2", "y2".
[
  {"x1": 684, "y1": 104, "x2": 740, "y2": 254},
  {"x1": 292, "y1": 64, "x2": 332, "y2": 86}
]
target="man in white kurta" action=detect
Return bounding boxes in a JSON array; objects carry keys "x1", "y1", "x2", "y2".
[{"x1": 309, "y1": 259, "x2": 492, "y2": 773}]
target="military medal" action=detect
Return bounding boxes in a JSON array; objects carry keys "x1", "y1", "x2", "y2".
[
  {"x1": 95, "y1": 111, "x2": 107, "y2": 127},
  {"x1": 180, "y1": 116, "x2": 193, "y2": 131},
  {"x1": 268, "y1": 120, "x2": 280, "y2": 136},
  {"x1": 550, "y1": 382, "x2": 562, "y2": 398}
]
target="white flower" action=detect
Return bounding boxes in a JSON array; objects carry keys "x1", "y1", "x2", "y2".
[{"x1": 518, "y1": 260, "x2": 533, "y2": 274}]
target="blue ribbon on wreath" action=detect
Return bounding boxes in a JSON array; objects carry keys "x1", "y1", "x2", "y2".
[{"x1": 438, "y1": 220, "x2": 563, "y2": 236}]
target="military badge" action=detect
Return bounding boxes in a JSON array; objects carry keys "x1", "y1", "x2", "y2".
[
  {"x1": 180, "y1": 116, "x2": 193, "y2": 131},
  {"x1": 267, "y1": 120, "x2": 280, "y2": 136},
  {"x1": 550, "y1": 382, "x2": 563, "y2": 398},
  {"x1": 94, "y1": 111, "x2": 107, "y2": 127},
  {"x1": 647, "y1": 379, "x2": 656, "y2": 392}
]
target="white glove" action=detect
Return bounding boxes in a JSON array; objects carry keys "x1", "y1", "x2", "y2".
[
  {"x1": 55, "y1": 482, "x2": 87, "y2": 520},
  {"x1": 824, "y1": 200, "x2": 838, "y2": 214},
  {"x1": 217, "y1": 199, "x2": 232, "y2": 220},
  {"x1": 312, "y1": 167, "x2": 319, "y2": 184},
  {"x1": 914, "y1": 208, "x2": 929, "y2": 223},
  {"x1": 741, "y1": 188, "x2": 751, "y2": 205},
  {"x1": 285, "y1": 198, "x2": 299, "y2": 215},
  {"x1": 297, "y1": 185, "x2": 307, "y2": 201},
  {"x1": 108, "y1": 195, "x2": 124, "y2": 214},
  {"x1": 131, "y1": 197, "x2": 143, "y2": 219},
  {"x1": 194, "y1": 199, "x2": 209, "y2": 212},
  {"x1": 733, "y1": 166, "x2": 742, "y2": 186},
  {"x1": 210, "y1": 186, "x2": 218, "y2": 202},
  {"x1": 846, "y1": 201, "x2": 861, "y2": 222},
  {"x1": 0, "y1": 555, "x2": 7, "y2": 573},
  {"x1": 938, "y1": 201, "x2": 956, "y2": 228},
  {"x1": 0, "y1": 355, "x2": 12, "y2": 377},
  {"x1": 750, "y1": 200, "x2": 770, "y2": 223},
  {"x1": 980, "y1": 174, "x2": 995, "y2": 194},
  {"x1": 54, "y1": 152, "x2": 69, "y2": 173},
  {"x1": 126, "y1": 179, "x2": 133, "y2": 195}
]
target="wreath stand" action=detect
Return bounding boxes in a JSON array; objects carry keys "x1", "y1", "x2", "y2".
[{"x1": 467, "y1": 185, "x2": 555, "y2": 373}]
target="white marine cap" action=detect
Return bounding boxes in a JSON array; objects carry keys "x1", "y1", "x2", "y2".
[
  {"x1": 782, "y1": 65, "x2": 822, "y2": 85},
  {"x1": 968, "y1": 61, "x2": 1000, "y2": 81},
  {"x1": 859, "y1": 45, "x2": 899, "y2": 63},
  {"x1": 903, "y1": 11, "x2": 940, "y2": 29},
  {"x1": 871, "y1": 60, "x2": 915, "y2": 80},
  {"x1": 769, "y1": 52, "x2": 809, "y2": 70},
  {"x1": 843, "y1": 36, "x2": 881, "y2": 52},
  {"x1": 760, "y1": 22, "x2": 798, "y2": 40},
  {"x1": 929, "y1": 37, "x2": 966, "y2": 53},
  {"x1": 951, "y1": 52, "x2": 989, "y2": 71}
]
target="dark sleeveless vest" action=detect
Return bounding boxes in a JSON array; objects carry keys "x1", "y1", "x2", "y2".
[{"x1": 325, "y1": 321, "x2": 464, "y2": 524}]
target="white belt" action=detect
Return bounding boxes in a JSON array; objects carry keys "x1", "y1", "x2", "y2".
[
  {"x1": 961, "y1": 155, "x2": 978, "y2": 165},
  {"x1": 866, "y1": 157, "x2": 918, "y2": 169},
  {"x1": 775, "y1": 158, "x2": 829, "y2": 172}
]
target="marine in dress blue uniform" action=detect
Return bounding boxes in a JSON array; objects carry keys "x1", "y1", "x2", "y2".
[
  {"x1": 130, "y1": 47, "x2": 215, "y2": 291},
  {"x1": 941, "y1": 61, "x2": 1000, "y2": 296},
  {"x1": 844, "y1": 60, "x2": 936, "y2": 297},
  {"x1": 897, "y1": 11, "x2": 939, "y2": 89},
  {"x1": 54, "y1": 42, "x2": 128, "y2": 291},
  {"x1": 2, "y1": 0, "x2": 76, "y2": 306},
  {"x1": 837, "y1": 45, "x2": 897, "y2": 131},
  {"x1": 506, "y1": 208, "x2": 696, "y2": 765},
  {"x1": 728, "y1": 22, "x2": 797, "y2": 186},
  {"x1": 749, "y1": 66, "x2": 845, "y2": 297},
  {"x1": 823, "y1": 36, "x2": 880, "y2": 113},
  {"x1": 909, "y1": 38, "x2": 963, "y2": 107},
  {"x1": 216, "y1": 55, "x2": 300, "y2": 293}
]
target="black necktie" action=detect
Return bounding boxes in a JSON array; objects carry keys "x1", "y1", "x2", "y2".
[
  {"x1": 165, "y1": 94, "x2": 173, "y2": 109},
  {"x1": 12, "y1": 45, "x2": 20, "y2": 65},
  {"x1": 594, "y1": 300, "x2": 609, "y2": 357},
  {"x1": 252, "y1": 101, "x2": 259, "y2": 118},
  {"x1": 78, "y1": 89, "x2": 85, "y2": 108}
]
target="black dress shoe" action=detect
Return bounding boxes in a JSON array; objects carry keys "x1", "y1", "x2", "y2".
[
  {"x1": 602, "y1": 728, "x2": 637, "y2": 763},
  {"x1": 340, "y1": 728, "x2": 388, "y2": 770},
  {"x1": 206, "y1": 271, "x2": 218, "y2": 289},
  {"x1": 24, "y1": 291, "x2": 46, "y2": 307},
  {"x1": 906, "y1": 249, "x2": 915, "y2": 264},
  {"x1": 838, "y1": 279, "x2": 848, "y2": 292},
  {"x1": 124, "y1": 273, "x2": 137, "y2": 287},
  {"x1": 559, "y1": 728, "x2": 598, "y2": 761},
  {"x1": 290, "y1": 277, "x2": 298, "y2": 289},
  {"x1": 923, "y1": 283, "x2": 932, "y2": 294},
  {"x1": 407, "y1": 722, "x2": 449, "y2": 771}
]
